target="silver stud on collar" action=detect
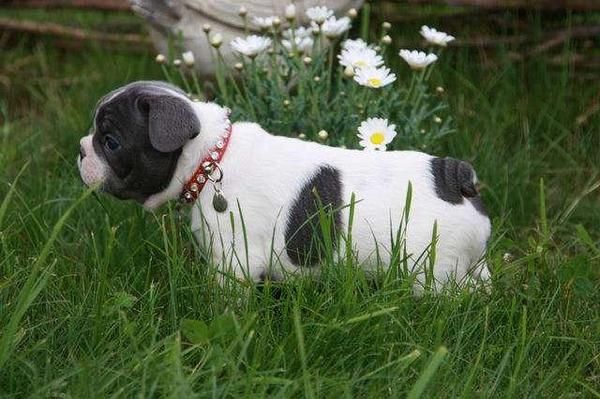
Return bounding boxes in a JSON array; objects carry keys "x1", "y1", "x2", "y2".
[
  {"x1": 202, "y1": 161, "x2": 214, "y2": 174},
  {"x1": 190, "y1": 183, "x2": 199, "y2": 192}
]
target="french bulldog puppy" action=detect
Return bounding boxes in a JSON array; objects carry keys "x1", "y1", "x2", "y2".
[{"x1": 78, "y1": 81, "x2": 491, "y2": 289}]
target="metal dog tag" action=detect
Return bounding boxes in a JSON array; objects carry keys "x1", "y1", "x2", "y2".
[{"x1": 212, "y1": 188, "x2": 228, "y2": 213}]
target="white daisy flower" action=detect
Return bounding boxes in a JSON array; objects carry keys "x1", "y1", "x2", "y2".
[
  {"x1": 230, "y1": 35, "x2": 272, "y2": 58},
  {"x1": 420, "y1": 25, "x2": 455, "y2": 47},
  {"x1": 321, "y1": 16, "x2": 351, "y2": 38},
  {"x1": 282, "y1": 26, "x2": 313, "y2": 39},
  {"x1": 181, "y1": 51, "x2": 195, "y2": 66},
  {"x1": 354, "y1": 66, "x2": 396, "y2": 88},
  {"x1": 338, "y1": 47, "x2": 383, "y2": 72},
  {"x1": 253, "y1": 16, "x2": 277, "y2": 29},
  {"x1": 399, "y1": 49, "x2": 438, "y2": 70},
  {"x1": 306, "y1": 6, "x2": 333, "y2": 24},
  {"x1": 357, "y1": 118, "x2": 397, "y2": 151},
  {"x1": 282, "y1": 36, "x2": 314, "y2": 54},
  {"x1": 342, "y1": 38, "x2": 368, "y2": 51}
]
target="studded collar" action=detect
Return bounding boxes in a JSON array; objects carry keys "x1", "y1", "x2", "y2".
[{"x1": 179, "y1": 118, "x2": 232, "y2": 204}]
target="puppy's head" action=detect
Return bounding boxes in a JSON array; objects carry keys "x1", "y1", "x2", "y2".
[{"x1": 78, "y1": 81, "x2": 200, "y2": 203}]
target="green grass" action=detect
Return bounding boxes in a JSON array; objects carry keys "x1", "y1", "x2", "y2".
[{"x1": 1, "y1": 8, "x2": 599, "y2": 398}]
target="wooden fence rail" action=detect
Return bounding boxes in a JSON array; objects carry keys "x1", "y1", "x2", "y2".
[
  {"x1": 4, "y1": 0, "x2": 600, "y2": 11},
  {"x1": 392, "y1": 0, "x2": 600, "y2": 11},
  {"x1": 3, "y1": 0, "x2": 130, "y2": 11}
]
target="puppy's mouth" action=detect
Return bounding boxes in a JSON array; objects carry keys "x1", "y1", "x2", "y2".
[
  {"x1": 76, "y1": 154, "x2": 86, "y2": 186},
  {"x1": 77, "y1": 149, "x2": 110, "y2": 190}
]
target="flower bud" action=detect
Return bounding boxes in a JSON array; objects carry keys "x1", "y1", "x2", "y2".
[
  {"x1": 272, "y1": 17, "x2": 281, "y2": 28},
  {"x1": 382, "y1": 35, "x2": 392, "y2": 45},
  {"x1": 210, "y1": 33, "x2": 223, "y2": 48},
  {"x1": 285, "y1": 3, "x2": 296, "y2": 21},
  {"x1": 298, "y1": 133, "x2": 306, "y2": 139},
  {"x1": 382, "y1": 21, "x2": 392, "y2": 31},
  {"x1": 173, "y1": 58, "x2": 182, "y2": 67},
  {"x1": 234, "y1": 62, "x2": 243, "y2": 71},
  {"x1": 503, "y1": 252, "x2": 514, "y2": 263},
  {"x1": 434, "y1": 116, "x2": 442, "y2": 124},
  {"x1": 182, "y1": 51, "x2": 195, "y2": 67},
  {"x1": 313, "y1": 76, "x2": 320, "y2": 82},
  {"x1": 238, "y1": 6, "x2": 247, "y2": 17},
  {"x1": 343, "y1": 65, "x2": 354, "y2": 78},
  {"x1": 436, "y1": 86, "x2": 445, "y2": 94},
  {"x1": 347, "y1": 8, "x2": 358, "y2": 19},
  {"x1": 283, "y1": 99, "x2": 290, "y2": 106},
  {"x1": 317, "y1": 130, "x2": 328, "y2": 140},
  {"x1": 303, "y1": 56, "x2": 312, "y2": 65},
  {"x1": 155, "y1": 54, "x2": 166, "y2": 64},
  {"x1": 202, "y1": 24, "x2": 211, "y2": 33}
]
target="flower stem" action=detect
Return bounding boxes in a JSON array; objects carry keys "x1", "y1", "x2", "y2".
[
  {"x1": 190, "y1": 69, "x2": 204, "y2": 99},
  {"x1": 160, "y1": 64, "x2": 174, "y2": 84},
  {"x1": 178, "y1": 68, "x2": 192, "y2": 94},
  {"x1": 360, "y1": 3, "x2": 371, "y2": 41}
]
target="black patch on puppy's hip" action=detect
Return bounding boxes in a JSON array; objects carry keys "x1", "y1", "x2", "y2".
[
  {"x1": 431, "y1": 157, "x2": 487, "y2": 215},
  {"x1": 285, "y1": 165, "x2": 343, "y2": 266}
]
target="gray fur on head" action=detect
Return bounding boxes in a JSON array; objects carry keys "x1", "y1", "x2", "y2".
[{"x1": 79, "y1": 81, "x2": 200, "y2": 202}]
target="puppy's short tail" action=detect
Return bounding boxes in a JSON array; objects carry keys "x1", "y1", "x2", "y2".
[{"x1": 431, "y1": 157, "x2": 480, "y2": 203}]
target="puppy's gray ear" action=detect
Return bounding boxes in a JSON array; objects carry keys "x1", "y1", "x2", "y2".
[{"x1": 144, "y1": 95, "x2": 200, "y2": 153}]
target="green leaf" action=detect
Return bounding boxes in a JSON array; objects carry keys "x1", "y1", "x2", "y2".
[{"x1": 181, "y1": 319, "x2": 210, "y2": 345}]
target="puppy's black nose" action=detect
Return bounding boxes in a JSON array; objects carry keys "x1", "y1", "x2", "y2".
[{"x1": 79, "y1": 145, "x2": 86, "y2": 159}]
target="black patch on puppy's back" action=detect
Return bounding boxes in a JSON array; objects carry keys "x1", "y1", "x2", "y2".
[
  {"x1": 285, "y1": 165, "x2": 343, "y2": 266},
  {"x1": 431, "y1": 157, "x2": 487, "y2": 215}
]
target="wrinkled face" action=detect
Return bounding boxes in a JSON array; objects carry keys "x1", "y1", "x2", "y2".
[{"x1": 78, "y1": 81, "x2": 200, "y2": 203}]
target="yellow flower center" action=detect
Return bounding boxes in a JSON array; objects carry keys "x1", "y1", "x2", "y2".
[
  {"x1": 370, "y1": 132, "x2": 385, "y2": 145},
  {"x1": 368, "y1": 77, "x2": 382, "y2": 88}
]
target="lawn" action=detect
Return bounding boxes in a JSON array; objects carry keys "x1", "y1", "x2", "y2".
[{"x1": 0, "y1": 5, "x2": 599, "y2": 398}]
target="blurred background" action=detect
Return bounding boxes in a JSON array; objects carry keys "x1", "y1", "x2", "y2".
[{"x1": 1, "y1": 0, "x2": 598, "y2": 226}]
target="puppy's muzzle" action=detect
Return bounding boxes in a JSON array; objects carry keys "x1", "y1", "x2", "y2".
[{"x1": 78, "y1": 135, "x2": 109, "y2": 187}]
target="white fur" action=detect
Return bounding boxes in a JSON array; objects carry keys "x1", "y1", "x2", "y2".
[
  {"x1": 79, "y1": 135, "x2": 109, "y2": 186},
  {"x1": 146, "y1": 101, "x2": 492, "y2": 289}
]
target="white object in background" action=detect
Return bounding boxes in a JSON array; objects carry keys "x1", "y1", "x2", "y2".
[{"x1": 129, "y1": 0, "x2": 364, "y2": 77}]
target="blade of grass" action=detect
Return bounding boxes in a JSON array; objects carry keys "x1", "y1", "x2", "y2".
[
  {"x1": 0, "y1": 186, "x2": 93, "y2": 368},
  {"x1": 407, "y1": 346, "x2": 448, "y2": 399}
]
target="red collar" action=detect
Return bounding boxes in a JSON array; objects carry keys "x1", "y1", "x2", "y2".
[{"x1": 180, "y1": 121, "x2": 233, "y2": 204}]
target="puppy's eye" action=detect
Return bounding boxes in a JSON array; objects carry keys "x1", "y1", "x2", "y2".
[{"x1": 104, "y1": 134, "x2": 121, "y2": 151}]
